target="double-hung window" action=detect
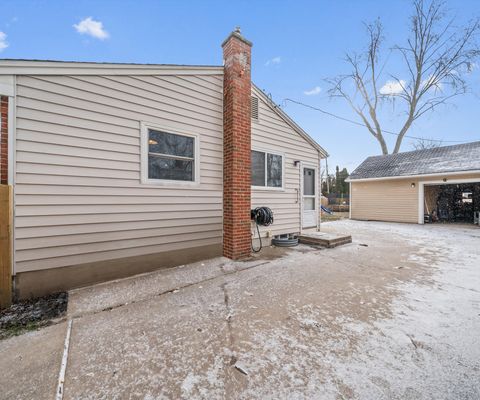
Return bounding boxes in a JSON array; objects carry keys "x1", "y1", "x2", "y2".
[
  {"x1": 251, "y1": 149, "x2": 283, "y2": 189},
  {"x1": 142, "y1": 123, "x2": 199, "y2": 184}
]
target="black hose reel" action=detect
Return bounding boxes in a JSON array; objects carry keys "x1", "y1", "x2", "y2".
[{"x1": 250, "y1": 207, "x2": 274, "y2": 253}]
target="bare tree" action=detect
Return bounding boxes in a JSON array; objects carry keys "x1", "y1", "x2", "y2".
[
  {"x1": 411, "y1": 138, "x2": 442, "y2": 150},
  {"x1": 327, "y1": 0, "x2": 480, "y2": 154}
]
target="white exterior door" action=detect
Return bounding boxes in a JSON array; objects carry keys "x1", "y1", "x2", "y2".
[{"x1": 302, "y1": 165, "x2": 318, "y2": 228}]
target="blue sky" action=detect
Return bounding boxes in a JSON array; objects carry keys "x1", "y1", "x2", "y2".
[{"x1": 1, "y1": 0, "x2": 480, "y2": 172}]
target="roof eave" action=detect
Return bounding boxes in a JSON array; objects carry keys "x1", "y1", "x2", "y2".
[{"x1": 0, "y1": 59, "x2": 224, "y2": 76}]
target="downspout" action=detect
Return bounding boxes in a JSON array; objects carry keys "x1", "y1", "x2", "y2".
[
  {"x1": 318, "y1": 151, "x2": 321, "y2": 231},
  {"x1": 298, "y1": 160, "x2": 302, "y2": 234},
  {"x1": 349, "y1": 181, "x2": 352, "y2": 219},
  {"x1": 325, "y1": 156, "x2": 329, "y2": 194},
  {"x1": 8, "y1": 78, "x2": 16, "y2": 283}
]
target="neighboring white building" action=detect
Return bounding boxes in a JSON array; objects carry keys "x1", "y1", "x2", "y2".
[{"x1": 0, "y1": 29, "x2": 327, "y2": 300}]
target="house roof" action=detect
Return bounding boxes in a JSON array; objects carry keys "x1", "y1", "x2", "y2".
[
  {"x1": 347, "y1": 141, "x2": 480, "y2": 181},
  {"x1": 252, "y1": 84, "x2": 329, "y2": 158},
  {"x1": 0, "y1": 59, "x2": 223, "y2": 75},
  {"x1": 0, "y1": 59, "x2": 328, "y2": 157}
]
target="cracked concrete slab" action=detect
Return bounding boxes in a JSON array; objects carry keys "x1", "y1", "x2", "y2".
[
  {"x1": 68, "y1": 248, "x2": 288, "y2": 318},
  {"x1": 67, "y1": 257, "x2": 230, "y2": 317},
  {"x1": 0, "y1": 321, "x2": 67, "y2": 400},
  {"x1": 62, "y1": 230, "x2": 436, "y2": 398},
  {"x1": 2, "y1": 221, "x2": 479, "y2": 399},
  {"x1": 64, "y1": 278, "x2": 231, "y2": 399}
]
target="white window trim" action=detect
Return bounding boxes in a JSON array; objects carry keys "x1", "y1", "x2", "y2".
[
  {"x1": 251, "y1": 147, "x2": 285, "y2": 191},
  {"x1": 140, "y1": 121, "x2": 200, "y2": 187}
]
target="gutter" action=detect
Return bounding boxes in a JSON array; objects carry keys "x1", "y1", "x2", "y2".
[
  {"x1": 346, "y1": 169, "x2": 480, "y2": 183},
  {"x1": 0, "y1": 60, "x2": 224, "y2": 76}
]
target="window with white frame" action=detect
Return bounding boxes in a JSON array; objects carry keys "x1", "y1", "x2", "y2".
[
  {"x1": 144, "y1": 126, "x2": 198, "y2": 183},
  {"x1": 251, "y1": 150, "x2": 283, "y2": 188}
]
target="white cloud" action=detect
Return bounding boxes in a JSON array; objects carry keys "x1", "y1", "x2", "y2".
[
  {"x1": 265, "y1": 56, "x2": 281, "y2": 66},
  {"x1": 304, "y1": 86, "x2": 322, "y2": 96},
  {"x1": 73, "y1": 17, "x2": 109, "y2": 40},
  {"x1": 380, "y1": 79, "x2": 406, "y2": 95},
  {"x1": 0, "y1": 32, "x2": 8, "y2": 52}
]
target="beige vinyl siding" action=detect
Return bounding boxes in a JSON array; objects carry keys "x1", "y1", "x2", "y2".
[
  {"x1": 14, "y1": 73, "x2": 224, "y2": 273},
  {"x1": 251, "y1": 88, "x2": 320, "y2": 236},
  {"x1": 351, "y1": 179, "x2": 419, "y2": 223}
]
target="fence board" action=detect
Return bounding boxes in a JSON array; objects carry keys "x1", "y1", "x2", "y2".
[{"x1": 0, "y1": 185, "x2": 12, "y2": 308}]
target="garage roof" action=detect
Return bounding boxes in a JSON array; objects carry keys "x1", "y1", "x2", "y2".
[{"x1": 348, "y1": 141, "x2": 480, "y2": 181}]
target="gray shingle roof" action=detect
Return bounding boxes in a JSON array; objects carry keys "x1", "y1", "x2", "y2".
[{"x1": 348, "y1": 141, "x2": 480, "y2": 180}]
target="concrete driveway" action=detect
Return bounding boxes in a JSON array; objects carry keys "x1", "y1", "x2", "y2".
[{"x1": 1, "y1": 220, "x2": 479, "y2": 399}]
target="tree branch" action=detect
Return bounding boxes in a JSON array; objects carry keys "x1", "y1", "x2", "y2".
[{"x1": 327, "y1": 0, "x2": 480, "y2": 155}]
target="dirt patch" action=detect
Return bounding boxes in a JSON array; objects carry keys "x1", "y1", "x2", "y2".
[
  {"x1": 243, "y1": 245, "x2": 290, "y2": 261},
  {"x1": 0, "y1": 292, "x2": 68, "y2": 340}
]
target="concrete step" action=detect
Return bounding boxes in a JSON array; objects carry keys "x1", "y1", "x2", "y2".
[{"x1": 298, "y1": 232, "x2": 352, "y2": 248}]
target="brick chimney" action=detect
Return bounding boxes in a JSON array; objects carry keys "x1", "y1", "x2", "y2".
[{"x1": 222, "y1": 28, "x2": 252, "y2": 259}]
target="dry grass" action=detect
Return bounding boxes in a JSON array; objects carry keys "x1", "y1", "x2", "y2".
[{"x1": 321, "y1": 212, "x2": 349, "y2": 222}]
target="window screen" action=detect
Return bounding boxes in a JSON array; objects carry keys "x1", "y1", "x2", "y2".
[{"x1": 267, "y1": 153, "x2": 282, "y2": 188}]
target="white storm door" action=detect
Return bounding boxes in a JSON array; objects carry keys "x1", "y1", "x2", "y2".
[{"x1": 302, "y1": 166, "x2": 317, "y2": 228}]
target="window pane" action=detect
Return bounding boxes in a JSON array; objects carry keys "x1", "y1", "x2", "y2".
[
  {"x1": 148, "y1": 156, "x2": 193, "y2": 181},
  {"x1": 149, "y1": 130, "x2": 194, "y2": 158},
  {"x1": 267, "y1": 153, "x2": 282, "y2": 187},
  {"x1": 251, "y1": 150, "x2": 265, "y2": 186},
  {"x1": 304, "y1": 197, "x2": 315, "y2": 210},
  {"x1": 304, "y1": 168, "x2": 315, "y2": 195}
]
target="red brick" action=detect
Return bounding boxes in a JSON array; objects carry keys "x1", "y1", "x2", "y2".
[
  {"x1": 0, "y1": 96, "x2": 8, "y2": 184},
  {"x1": 222, "y1": 29, "x2": 252, "y2": 259}
]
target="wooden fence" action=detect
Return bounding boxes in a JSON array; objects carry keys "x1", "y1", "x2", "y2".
[{"x1": 0, "y1": 185, "x2": 12, "y2": 308}]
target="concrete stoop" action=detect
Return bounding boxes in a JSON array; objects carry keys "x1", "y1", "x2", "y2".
[{"x1": 298, "y1": 232, "x2": 352, "y2": 248}]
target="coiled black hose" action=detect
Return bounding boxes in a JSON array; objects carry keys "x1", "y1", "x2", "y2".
[{"x1": 251, "y1": 207, "x2": 274, "y2": 253}]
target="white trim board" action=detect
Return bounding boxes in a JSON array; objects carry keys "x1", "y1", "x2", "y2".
[
  {"x1": 418, "y1": 177, "x2": 480, "y2": 224},
  {"x1": 300, "y1": 161, "x2": 319, "y2": 231},
  {"x1": 347, "y1": 170, "x2": 480, "y2": 183},
  {"x1": 5, "y1": 77, "x2": 16, "y2": 277},
  {"x1": 349, "y1": 181, "x2": 352, "y2": 220},
  {"x1": 7, "y1": 78, "x2": 15, "y2": 186},
  {"x1": 0, "y1": 75, "x2": 14, "y2": 96},
  {"x1": 0, "y1": 60, "x2": 223, "y2": 76}
]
